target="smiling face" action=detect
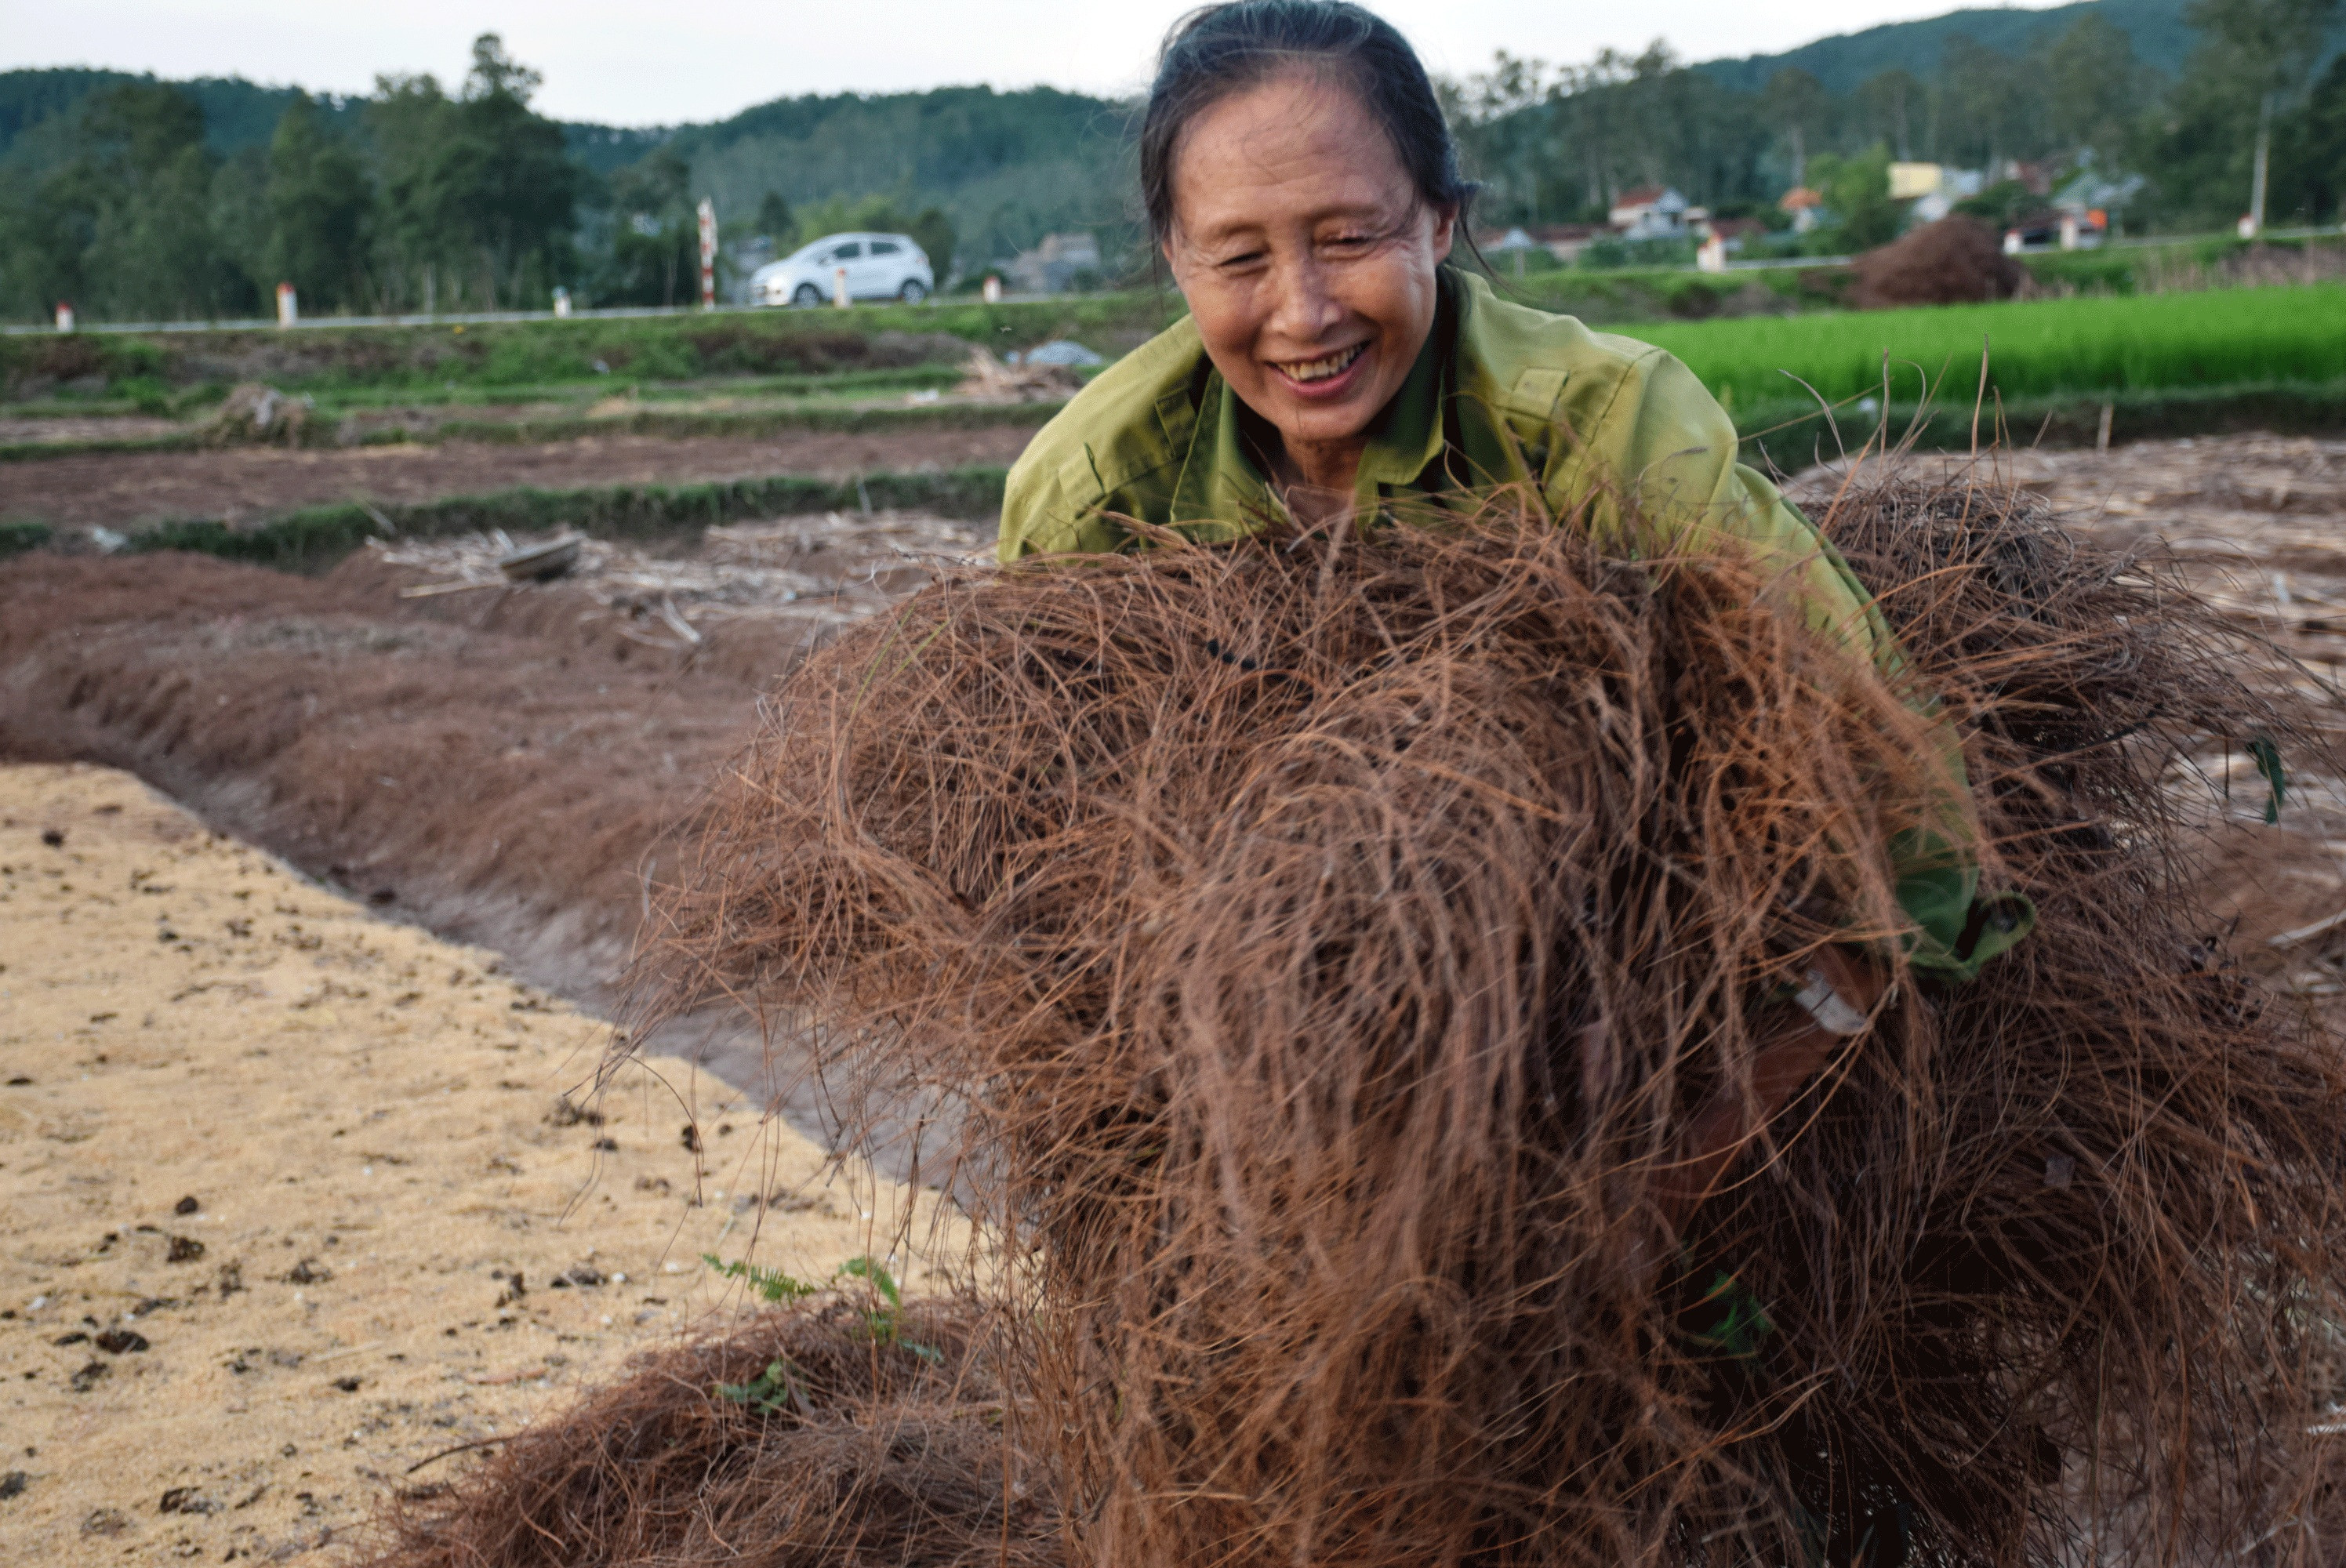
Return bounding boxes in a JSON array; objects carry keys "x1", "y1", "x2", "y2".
[{"x1": 1163, "y1": 69, "x2": 1454, "y2": 495}]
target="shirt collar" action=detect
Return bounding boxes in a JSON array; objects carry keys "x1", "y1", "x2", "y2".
[{"x1": 1170, "y1": 279, "x2": 1456, "y2": 527}]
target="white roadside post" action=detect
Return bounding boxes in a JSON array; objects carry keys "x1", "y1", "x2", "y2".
[
  {"x1": 276, "y1": 282, "x2": 298, "y2": 327},
  {"x1": 53, "y1": 301, "x2": 74, "y2": 332},
  {"x1": 697, "y1": 199, "x2": 717, "y2": 310},
  {"x1": 833, "y1": 266, "x2": 850, "y2": 309},
  {"x1": 552, "y1": 285, "x2": 572, "y2": 318},
  {"x1": 982, "y1": 274, "x2": 1002, "y2": 304},
  {"x1": 1696, "y1": 234, "x2": 1727, "y2": 273}
]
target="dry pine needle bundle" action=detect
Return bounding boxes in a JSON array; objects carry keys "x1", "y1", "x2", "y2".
[
  {"x1": 627, "y1": 476, "x2": 2346, "y2": 1568},
  {"x1": 367, "y1": 1297, "x2": 1060, "y2": 1568}
]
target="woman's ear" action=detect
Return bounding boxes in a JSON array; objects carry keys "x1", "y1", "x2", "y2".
[
  {"x1": 1160, "y1": 230, "x2": 1201, "y2": 297},
  {"x1": 1426, "y1": 202, "x2": 1458, "y2": 259}
]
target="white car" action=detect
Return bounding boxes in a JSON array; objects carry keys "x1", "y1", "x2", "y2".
[{"x1": 753, "y1": 232, "x2": 935, "y2": 307}]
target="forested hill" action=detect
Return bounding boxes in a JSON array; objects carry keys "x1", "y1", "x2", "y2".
[
  {"x1": 1695, "y1": 0, "x2": 2197, "y2": 96},
  {"x1": 0, "y1": 69, "x2": 663, "y2": 173},
  {"x1": 5, "y1": 0, "x2": 2337, "y2": 274},
  {"x1": 677, "y1": 87, "x2": 1135, "y2": 269},
  {"x1": 0, "y1": 67, "x2": 1120, "y2": 263},
  {"x1": 0, "y1": 0, "x2": 2222, "y2": 176}
]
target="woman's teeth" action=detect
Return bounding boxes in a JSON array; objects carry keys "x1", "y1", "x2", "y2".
[{"x1": 1280, "y1": 343, "x2": 1366, "y2": 384}]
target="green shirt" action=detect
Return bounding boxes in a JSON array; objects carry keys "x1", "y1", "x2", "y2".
[{"x1": 999, "y1": 269, "x2": 2031, "y2": 981}]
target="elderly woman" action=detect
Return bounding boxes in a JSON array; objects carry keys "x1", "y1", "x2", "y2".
[{"x1": 1002, "y1": 4, "x2": 2025, "y2": 1259}]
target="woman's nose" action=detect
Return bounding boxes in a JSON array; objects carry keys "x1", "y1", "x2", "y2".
[{"x1": 1265, "y1": 252, "x2": 1343, "y2": 343}]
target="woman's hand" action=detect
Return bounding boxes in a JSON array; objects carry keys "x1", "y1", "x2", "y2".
[{"x1": 1652, "y1": 947, "x2": 1890, "y2": 1236}]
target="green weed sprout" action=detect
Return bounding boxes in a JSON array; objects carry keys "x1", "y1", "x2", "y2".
[
  {"x1": 702, "y1": 1252, "x2": 944, "y2": 1378},
  {"x1": 703, "y1": 1253, "x2": 818, "y2": 1303},
  {"x1": 714, "y1": 1356, "x2": 813, "y2": 1417},
  {"x1": 840, "y1": 1255, "x2": 943, "y2": 1364}
]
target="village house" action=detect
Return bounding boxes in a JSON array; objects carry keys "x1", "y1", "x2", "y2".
[
  {"x1": 1607, "y1": 186, "x2": 1690, "y2": 240},
  {"x1": 1778, "y1": 185, "x2": 1825, "y2": 233}
]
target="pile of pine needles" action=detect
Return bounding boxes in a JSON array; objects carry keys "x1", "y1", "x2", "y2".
[{"x1": 376, "y1": 471, "x2": 2346, "y2": 1568}]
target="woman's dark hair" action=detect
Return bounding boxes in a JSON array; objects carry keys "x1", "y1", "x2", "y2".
[{"x1": 1138, "y1": 2, "x2": 1477, "y2": 248}]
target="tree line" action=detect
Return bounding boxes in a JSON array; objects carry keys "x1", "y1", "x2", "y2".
[
  {"x1": 1446, "y1": 0, "x2": 2343, "y2": 248},
  {"x1": 0, "y1": 34, "x2": 965, "y2": 325},
  {"x1": 2, "y1": 2, "x2": 2336, "y2": 325},
  {"x1": 0, "y1": 38, "x2": 578, "y2": 322}
]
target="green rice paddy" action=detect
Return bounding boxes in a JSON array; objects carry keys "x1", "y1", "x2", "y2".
[{"x1": 1628, "y1": 284, "x2": 2344, "y2": 416}]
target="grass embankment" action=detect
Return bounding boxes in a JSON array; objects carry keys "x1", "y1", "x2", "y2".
[
  {"x1": 387, "y1": 398, "x2": 1062, "y2": 447},
  {"x1": 1492, "y1": 234, "x2": 2330, "y2": 322},
  {"x1": 0, "y1": 293, "x2": 1186, "y2": 401},
  {"x1": 321, "y1": 363, "x2": 963, "y2": 408},
  {"x1": 127, "y1": 465, "x2": 1009, "y2": 570},
  {"x1": 0, "y1": 397, "x2": 1063, "y2": 463},
  {"x1": 1737, "y1": 381, "x2": 2346, "y2": 471}
]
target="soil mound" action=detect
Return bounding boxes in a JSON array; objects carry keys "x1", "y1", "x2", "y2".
[
  {"x1": 0, "y1": 426, "x2": 1035, "y2": 534},
  {"x1": 612, "y1": 479, "x2": 2346, "y2": 1566},
  {"x1": 0, "y1": 543, "x2": 841, "y2": 999},
  {"x1": 1850, "y1": 216, "x2": 2025, "y2": 309}
]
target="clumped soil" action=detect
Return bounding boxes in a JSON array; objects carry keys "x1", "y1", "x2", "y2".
[{"x1": 0, "y1": 426, "x2": 1039, "y2": 530}]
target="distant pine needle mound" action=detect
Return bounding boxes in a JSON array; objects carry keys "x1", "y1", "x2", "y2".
[
  {"x1": 1850, "y1": 215, "x2": 2027, "y2": 309},
  {"x1": 383, "y1": 474, "x2": 2346, "y2": 1568}
]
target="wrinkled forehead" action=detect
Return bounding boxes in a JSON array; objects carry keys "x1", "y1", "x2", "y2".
[{"x1": 1167, "y1": 65, "x2": 1414, "y2": 239}]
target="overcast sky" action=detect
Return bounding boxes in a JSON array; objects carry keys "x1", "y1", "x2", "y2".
[{"x1": 7, "y1": 0, "x2": 2079, "y2": 125}]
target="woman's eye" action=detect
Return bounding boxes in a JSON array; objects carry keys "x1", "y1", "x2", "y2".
[{"x1": 1216, "y1": 249, "x2": 1268, "y2": 270}]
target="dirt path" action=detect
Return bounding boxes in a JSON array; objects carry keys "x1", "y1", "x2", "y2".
[
  {"x1": 0, "y1": 764, "x2": 954, "y2": 1563},
  {"x1": 0, "y1": 426, "x2": 1041, "y2": 529}
]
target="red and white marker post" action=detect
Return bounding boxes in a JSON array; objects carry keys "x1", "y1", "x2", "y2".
[{"x1": 697, "y1": 199, "x2": 717, "y2": 310}]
